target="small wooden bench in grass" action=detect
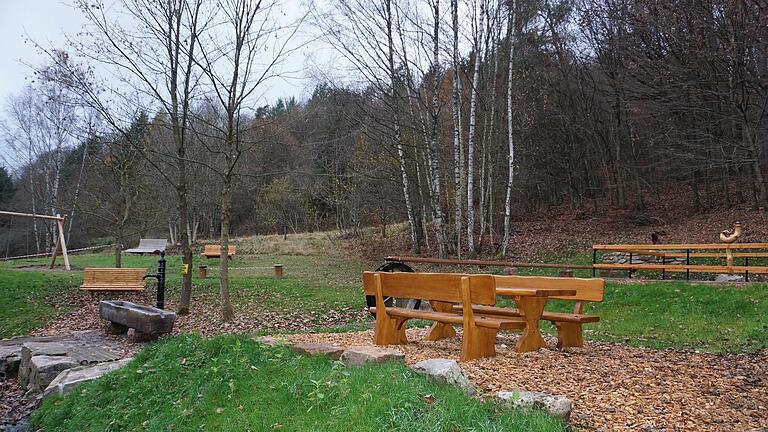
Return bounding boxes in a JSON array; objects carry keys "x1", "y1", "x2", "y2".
[
  {"x1": 80, "y1": 268, "x2": 147, "y2": 291},
  {"x1": 201, "y1": 244, "x2": 237, "y2": 258},
  {"x1": 456, "y1": 275, "x2": 604, "y2": 349},
  {"x1": 363, "y1": 271, "x2": 525, "y2": 361}
]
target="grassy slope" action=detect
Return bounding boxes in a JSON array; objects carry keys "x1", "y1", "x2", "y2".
[{"x1": 32, "y1": 335, "x2": 565, "y2": 432}]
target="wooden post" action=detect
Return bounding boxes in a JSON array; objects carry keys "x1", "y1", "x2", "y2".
[
  {"x1": 57, "y1": 217, "x2": 70, "y2": 271},
  {"x1": 198, "y1": 265, "x2": 208, "y2": 279},
  {"x1": 274, "y1": 264, "x2": 283, "y2": 280},
  {"x1": 48, "y1": 216, "x2": 70, "y2": 270}
]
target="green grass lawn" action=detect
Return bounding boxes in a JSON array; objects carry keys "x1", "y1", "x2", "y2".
[{"x1": 32, "y1": 335, "x2": 566, "y2": 432}]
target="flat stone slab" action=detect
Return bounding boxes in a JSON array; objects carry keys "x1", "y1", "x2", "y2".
[
  {"x1": 100, "y1": 300, "x2": 176, "y2": 336},
  {"x1": 44, "y1": 358, "x2": 132, "y2": 399},
  {"x1": 497, "y1": 390, "x2": 573, "y2": 421},
  {"x1": 411, "y1": 358, "x2": 475, "y2": 396},
  {"x1": 292, "y1": 343, "x2": 344, "y2": 360},
  {"x1": 340, "y1": 346, "x2": 405, "y2": 367}
]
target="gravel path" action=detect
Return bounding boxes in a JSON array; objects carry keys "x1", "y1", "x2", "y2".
[{"x1": 287, "y1": 329, "x2": 768, "y2": 432}]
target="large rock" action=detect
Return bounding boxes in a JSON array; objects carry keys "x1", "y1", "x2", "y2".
[
  {"x1": 43, "y1": 358, "x2": 132, "y2": 399},
  {"x1": 26, "y1": 355, "x2": 80, "y2": 393},
  {"x1": 292, "y1": 343, "x2": 344, "y2": 360},
  {"x1": 410, "y1": 358, "x2": 475, "y2": 396},
  {"x1": 18, "y1": 342, "x2": 69, "y2": 388},
  {"x1": 99, "y1": 300, "x2": 176, "y2": 338},
  {"x1": 340, "y1": 346, "x2": 405, "y2": 367},
  {"x1": 0, "y1": 344, "x2": 23, "y2": 379},
  {"x1": 496, "y1": 390, "x2": 573, "y2": 421}
]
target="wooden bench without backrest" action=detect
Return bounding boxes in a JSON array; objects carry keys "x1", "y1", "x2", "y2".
[
  {"x1": 363, "y1": 271, "x2": 525, "y2": 361},
  {"x1": 458, "y1": 275, "x2": 604, "y2": 349},
  {"x1": 80, "y1": 268, "x2": 147, "y2": 291},
  {"x1": 201, "y1": 245, "x2": 237, "y2": 258}
]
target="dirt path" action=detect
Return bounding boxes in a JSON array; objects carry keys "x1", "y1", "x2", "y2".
[{"x1": 287, "y1": 329, "x2": 768, "y2": 431}]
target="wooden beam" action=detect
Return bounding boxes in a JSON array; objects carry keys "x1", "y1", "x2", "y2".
[
  {"x1": 384, "y1": 256, "x2": 593, "y2": 270},
  {"x1": 0, "y1": 210, "x2": 64, "y2": 221},
  {"x1": 593, "y1": 263, "x2": 768, "y2": 273},
  {"x1": 593, "y1": 243, "x2": 768, "y2": 250}
]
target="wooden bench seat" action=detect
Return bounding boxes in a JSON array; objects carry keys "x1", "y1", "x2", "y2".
[
  {"x1": 201, "y1": 244, "x2": 237, "y2": 258},
  {"x1": 369, "y1": 307, "x2": 525, "y2": 330},
  {"x1": 80, "y1": 268, "x2": 147, "y2": 291},
  {"x1": 363, "y1": 271, "x2": 524, "y2": 361},
  {"x1": 457, "y1": 275, "x2": 604, "y2": 349}
]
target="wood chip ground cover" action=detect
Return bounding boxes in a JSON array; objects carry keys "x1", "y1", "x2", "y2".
[{"x1": 286, "y1": 329, "x2": 768, "y2": 431}]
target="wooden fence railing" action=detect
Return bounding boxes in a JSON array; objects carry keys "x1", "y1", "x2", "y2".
[{"x1": 592, "y1": 243, "x2": 768, "y2": 281}]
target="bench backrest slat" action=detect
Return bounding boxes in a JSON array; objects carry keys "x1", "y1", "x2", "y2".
[
  {"x1": 138, "y1": 239, "x2": 167, "y2": 248},
  {"x1": 494, "y1": 275, "x2": 605, "y2": 302},
  {"x1": 83, "y1": 268, "x2": 146, "y2": 284},
  {"x1": 202, "y1": 245, "x2": 237, "y2": 254},
  {"x1": 363, "y1": 271, "x2": 496, "y2": 305}
]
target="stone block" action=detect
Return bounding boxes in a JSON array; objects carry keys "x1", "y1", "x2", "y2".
[
  {"x1": 340, "y1": 346, "x2": 404, "y2": 367},
  {"x1": 497, "y1": 390, "x2": 573, "y2": 421},
  {"x1": 26, "y1": 355, "x2": 79, "y2": 393},
  {"x1": 99, "y1": 300, "x2": 176, "y2": 336},
  {"x1": 43, "y1": 358, "x2": 132, "y2": 399},
  {"x1": 410, "y1": 358, "x2": 475, "y2": 395},
  {"x1": 292, "y1": 343, "x2": 344, "y2": 360}
]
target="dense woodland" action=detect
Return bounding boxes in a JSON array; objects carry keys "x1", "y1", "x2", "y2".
[{"x1": 0, "y1": 0, "x2": 766, "y2": 317}]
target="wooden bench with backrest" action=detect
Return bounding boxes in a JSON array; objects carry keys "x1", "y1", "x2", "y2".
[
  {"x1": 80, "y1": 268, "x2": 148, "y2": 291},
  {"x1": 363, "y1": 271, "x2": 525, "y2": 361},
  {"x1": 455, "y1": 275, "x2": 605, "y2": 349},
  {"x1": 124, "y1": 238, "x2": 167, "y2": 254},
  {"x1": 201, "y1": 245, "x2": 237, "y2": 258}
]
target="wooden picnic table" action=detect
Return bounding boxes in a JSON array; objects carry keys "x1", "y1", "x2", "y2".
[
  {"x1": 495, "y1": 287, "x2": 576, "y2": 352},
  {"x1": 427, "y1": 287, "x2": 577, "y2": 353}
]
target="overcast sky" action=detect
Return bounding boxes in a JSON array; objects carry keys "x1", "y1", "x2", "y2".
[{"x1": 0, "y1": 0, "x2": 325, "y2": 121}]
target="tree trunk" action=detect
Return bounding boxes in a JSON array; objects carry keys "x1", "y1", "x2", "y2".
[
  {"x1": 219, "y1": 173, "x2": 234, "y2": 321},
  {"x1": 466, "y1": 0, "x2": 485, "y2": 256},
  {"x1": 429, "y1": 0, "x2": 447, "y2": 258},
  {"x1": 451, "y1": 0, "x2": 463, "y2": 258},
  {"x1": 502, "y1": 0, "x2": 516, "y2": 258}
]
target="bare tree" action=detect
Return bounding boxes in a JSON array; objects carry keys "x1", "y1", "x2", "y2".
[{"x1": 196, "y1": 0, "x2": 304, "y2": 321}]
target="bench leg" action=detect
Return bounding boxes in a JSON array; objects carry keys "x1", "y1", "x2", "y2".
[
  {"x1": 514, "y1": 296, "x2": 548, "y2": 353},
  {"x1": 424, "y1": 301, "x2": 457, "y2": 341},
  {"x1": 374, "y1": 314, "x2": 408, "y2": 346},
  {"x1": 555, "y1": 322, "x2": 583, "y2": 348},
  {"x1": 460, "y1": 326, "x2": 497, "y2": 362}
]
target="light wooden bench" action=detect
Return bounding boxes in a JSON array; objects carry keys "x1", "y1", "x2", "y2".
[
  {"x1": 456, "y1": 275, "x2": 604, "y2": 349},
  {"x1": 363, "y1": 271, "x2": 525, "y2": 361},
  {"x1": 201, "y1": 245, "x2": 237, "y2": 258},
  {"x1": 125, "y1": 239, "x2": 167, "y2": 254},
  {"x1": 80, "y1": 268, "x2": 147, "y2": 291}
]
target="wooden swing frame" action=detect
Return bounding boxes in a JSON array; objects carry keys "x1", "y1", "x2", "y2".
[{"x1": 0, "y1": 210, "x2": 70, "y2": 270}]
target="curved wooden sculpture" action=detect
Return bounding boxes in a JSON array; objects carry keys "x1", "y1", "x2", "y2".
[
  {"x1": 720, "y1": 222, "x2": 742, "y2": 271},
  {"x1": 720, "y1": 222, "x2": 743, "y2": 243}
]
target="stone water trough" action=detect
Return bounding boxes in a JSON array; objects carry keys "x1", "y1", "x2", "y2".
[{"x1": 100, "y1": 300, "x2": 176, "y2": 341}]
